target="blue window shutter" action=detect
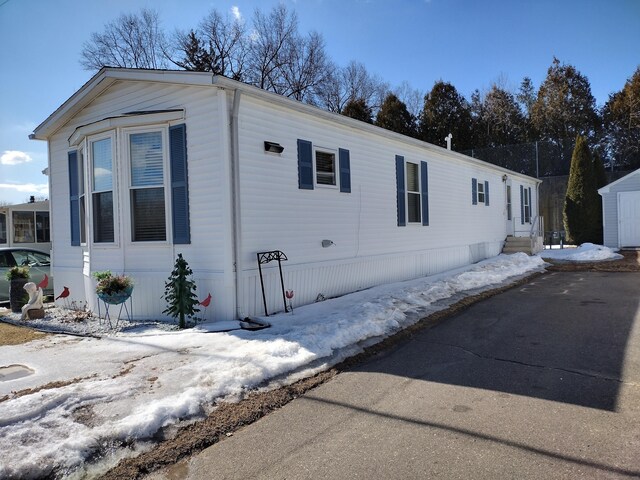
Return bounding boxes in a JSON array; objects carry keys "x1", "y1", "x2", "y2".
[
  {"x1": 485, "y1": 180, "x2": 490, "y2": 206},
  {"x1": 68, "y1": 150, "x2": 80, "y2": 246},
  {"x1": 339, "y1": 148, "x2": 351, "y2": 193},
  {"x1": 520, "y1": 185, "x2": 525, "y2": 224},
  {"x1": 396, "y1": 155, "x2": 406, "y2": 227},
  {"x1": 169, "y1": 124, "x2": 191, "y2": 244},
  {"x1": 421, "y1": 161, "x2": 429, "y2": 226},
  {"x1": 297, "y1": 139, "x2": 313, "y2": 189},
  {"x1": 472, "y1": 178, "x2": 478, "y2": 205}
]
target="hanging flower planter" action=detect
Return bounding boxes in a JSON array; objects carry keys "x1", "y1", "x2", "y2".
[{"x1": 94, "y1": 271, "x2": 134, "y2": 305}]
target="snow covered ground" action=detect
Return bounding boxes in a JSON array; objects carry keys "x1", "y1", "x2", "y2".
[
  {"x1": 0, "y1": 253, "x2": 546, "y2": 479},
  {"x1": 538, "y1": 242, "x2": 623, "y2": 262}
]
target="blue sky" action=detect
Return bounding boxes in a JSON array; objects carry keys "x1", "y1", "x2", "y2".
[{"x1": 0, "y1": 0, "x2": 638, "y2": 204}]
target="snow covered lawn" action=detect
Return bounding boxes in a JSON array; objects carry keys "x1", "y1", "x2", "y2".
[
  {"x1": 538, "y1": 242, "x2": 623, "y2": 262},
  {"x1": 0, "y1": 253, "x2": 544, "y2": 479}
]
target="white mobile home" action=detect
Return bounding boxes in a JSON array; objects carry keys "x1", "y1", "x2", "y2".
[
  {"x1": 0, "y1": 199, "x2": 51, "y2": 252},
  {"x1": 31, "y1": 68, "x2": 541, "y2": 321},
  {"x1": 598, "y1": 168, "x2": 640, "y2": 248}
]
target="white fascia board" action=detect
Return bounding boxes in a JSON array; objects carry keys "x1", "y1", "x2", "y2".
[
  {"x1": 598, "y1": 168, "x2": 640, "y2": 194},
  {"x1": 31, "y1": 68, "x2": 214, "y2": 140},
  {"x1": 31, "y1": 67, "x2": 540, "y2": 184},
  {"x1": 68, "y1": 110, "x2": 185, "y2": 146}
]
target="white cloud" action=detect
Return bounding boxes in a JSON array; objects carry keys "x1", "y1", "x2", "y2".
[
  {"x1": 1, "y1": 150, "x2": 33, "y2": 165},
  {"x1": 230, "y1": 5, "x2": 242, "y2": 21},
  {"x1": 0, "y1": 182, "x2": 49, "y2": 194}
]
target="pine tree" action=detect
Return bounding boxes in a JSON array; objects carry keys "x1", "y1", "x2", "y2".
[
  {"x1": 563, "y1": 136, "x2": 600, "y2": 244},
  {"x1": 374, "y1": 93, "x2": 416, "y2": 137},
  {"x1": 419, "y1": 81, "x2": 473, "y2": 150},
  {"x1": 163, "y1": 254, "x2": 200, "y2": 329},
  {"x1": 342, "y1": 98, "x2": 373, "y2": 124}
]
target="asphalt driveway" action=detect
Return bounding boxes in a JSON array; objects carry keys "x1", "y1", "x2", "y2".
[{"x1": 151, "y1": 271, "x2": 640, "y2": 479}]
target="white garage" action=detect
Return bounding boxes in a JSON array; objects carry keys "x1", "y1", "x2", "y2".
[{"x1": 599, "y1": 168, "x2": 640, "y2": 248}]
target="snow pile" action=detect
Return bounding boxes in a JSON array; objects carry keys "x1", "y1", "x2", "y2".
[
  {"x1": 0, "y1": 253, "x2": 544, "y2": 479},
  {"x1": 538, "y1": 243, "x2": 622, "y2": 262}
]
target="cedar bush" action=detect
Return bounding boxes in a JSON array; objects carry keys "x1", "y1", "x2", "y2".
[{"x1": 563, "y1": 135, "x2": 600, "y2": 244}]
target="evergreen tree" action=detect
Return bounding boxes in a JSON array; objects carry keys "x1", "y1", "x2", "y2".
[
  {"x1": 563, "y1": 136, "x2": 600, "y2": 244},
  {"x1": 375, "y1": 93, "x2": 416, "y2": 137},
  {"x1": 419, "y1": 81, "x2": 473, "y2": 150},
  {"x1": 163, "y1": 254, "x2": 200, "y2": 329},
  {"x1": 516, "y1": 77, "x2": 536, "y2": 140},
  {"x1": 342, "y1": 98, "x2": 373, "y2": 123},
  {"x1": 531, "y1": 57, "x2": 600, "y2": 142},
  {"x1": 601, "y1": 66, "x2": 640, "y2": 170},
  {"x1": 480, "y1": 84, "x2": 526, "y2": 147}
]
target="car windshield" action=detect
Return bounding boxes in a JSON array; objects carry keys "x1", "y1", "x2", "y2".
[{"x1": 11, "y1": 250, "x2": 50, "y2": 267}]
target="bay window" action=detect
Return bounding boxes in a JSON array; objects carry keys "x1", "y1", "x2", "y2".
[{"x1": 90, "y1": 137, "x2": 114, "y2": 242}]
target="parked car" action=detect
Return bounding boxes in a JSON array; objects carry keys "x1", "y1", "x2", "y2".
[{"x1": 0, "y1": 248, "x2": 54, "y2": 303}]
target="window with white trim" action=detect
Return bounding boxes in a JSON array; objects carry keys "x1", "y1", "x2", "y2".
[
  {"x1": 128, "y1": 130, "x2": 167, "y2": 242},
  {"x1": 315, "y1": 149, "x2": 337, "y2": 186},
  {"x1": 524, "y1": 187, "x2": 531, "y2": 223},
  {"x1": 0, "y1": 213, "x2": 6, "y2": 244},
  {"x1": 90, "y1": 136, "x2": 115, "y2": 243},
  {"x1": 477, "y1": 181, "x2": 485, "y2": 204},
  {"x1": 406, "y1": 162, "x2": 421, "y2": 223},
  {"x1": 78, "y1": 148, "x2": 87, "y2": 244}
]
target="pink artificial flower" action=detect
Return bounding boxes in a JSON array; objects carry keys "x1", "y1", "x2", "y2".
[{"x1": 285, "y1": 290, "x2": 294, "y2": 299}]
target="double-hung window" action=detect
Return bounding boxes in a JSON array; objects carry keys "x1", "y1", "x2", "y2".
[
  {"x1": 315, "y1": 149, "x2": 337, "y2": 186},
  {"x1": 396, "y1": 155, "x2": 429, "y2": 227},
  {"x1": 472, "y1": 178, "x2": 489, "y2": 206},
  {"x1": 129, "y1": 130, "x2": 167, "y2": 242},
  {"x1": 90, "y1": 136, "x2": 115, "y2": 243},
  {"x1": 406, "y1": 162, "x2": 421, "y2": 223}
]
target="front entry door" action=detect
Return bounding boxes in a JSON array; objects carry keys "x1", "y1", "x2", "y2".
[{"x1": 506, "y1": 182, "x2": 514, "y2": 236}]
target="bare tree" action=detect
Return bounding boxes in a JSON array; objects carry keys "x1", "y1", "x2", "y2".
[
  {"x1": 168, "y1": 9, "x2": 246, "y2": 79},
  {"x1": 317, "y1": 60, "x2": 389, "y2": 114},
  {"x1": 245, "y1": 4, "x2": 298, "y2": 92},
  {"x1": 394, "y1": 81, "x2": 425, "y2": 119},
  {"x1": 279, "y1": 31, "x2": 333, "y2": 102},
  {"x1": 80, "y1": 8, "x2": 168, "y2": 70}
]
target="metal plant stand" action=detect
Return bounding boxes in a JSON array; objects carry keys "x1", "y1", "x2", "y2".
[
  {"x1": 256, "y1": 250, "x2": 289, "y2": 316},
  {"x1": 97, "y1": 288, "x2": 133, "y2": 329}
]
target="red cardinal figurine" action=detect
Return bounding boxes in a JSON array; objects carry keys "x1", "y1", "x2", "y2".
[
  {"x1": 199, "y1": 293, "x2": 212, "y2": 307},
  {"x1": 55, "y1": 286, "x2": 70, "y2": 301},
  {"x1": 37, "y1": 274, "x2": 49, "y2": 290}
]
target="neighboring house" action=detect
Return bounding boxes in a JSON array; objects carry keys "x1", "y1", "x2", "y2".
[
  {"x1": 598, "y1": 168, "x2": 640, "y2": 248},
  {"x1": 0, "y1": 199, "x2": 51, "y2": 252},
  {"x1": 31, "y1": 68, "x2": 541, "y2": 321}
]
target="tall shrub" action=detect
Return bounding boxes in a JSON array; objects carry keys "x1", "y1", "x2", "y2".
[
  {"x1": 563, "y1": 135, "x2": 600, "y2": 244},
  {"x1": 163, "y1": 254, "x2": 200, "y2": 329}
]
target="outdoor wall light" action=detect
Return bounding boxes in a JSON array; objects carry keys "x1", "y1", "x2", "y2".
[
  {"x1": 502, "y1": 174, "x2": 508, "y2": 182},
  {"x1": 322, "y1": 239, "x2": 335, "y2": 248},
  {"x1": 264, "y1": 141, "x2": 284, "y2": 154}
]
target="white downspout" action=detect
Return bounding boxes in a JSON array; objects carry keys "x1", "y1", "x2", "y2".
[{"x1": 230, "y1": 89, "x2": 243, "y2": 319}]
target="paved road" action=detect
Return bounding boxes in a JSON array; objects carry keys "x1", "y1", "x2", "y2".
[{"x1": 151, "y1": 272, "x2": 640, "y2": 479}]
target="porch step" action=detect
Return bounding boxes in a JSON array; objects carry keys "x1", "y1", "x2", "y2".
[{"x1": 502, "y1": 236, "x2": 542, "y2": 255}]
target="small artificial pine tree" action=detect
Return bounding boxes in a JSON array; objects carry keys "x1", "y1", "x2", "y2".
[
  {"x1": 163, "y1": 254, "x2": 200, "y2": 329},
  {"x1": 563, "y1": 135, "x2": 600, "y2": 245}
]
